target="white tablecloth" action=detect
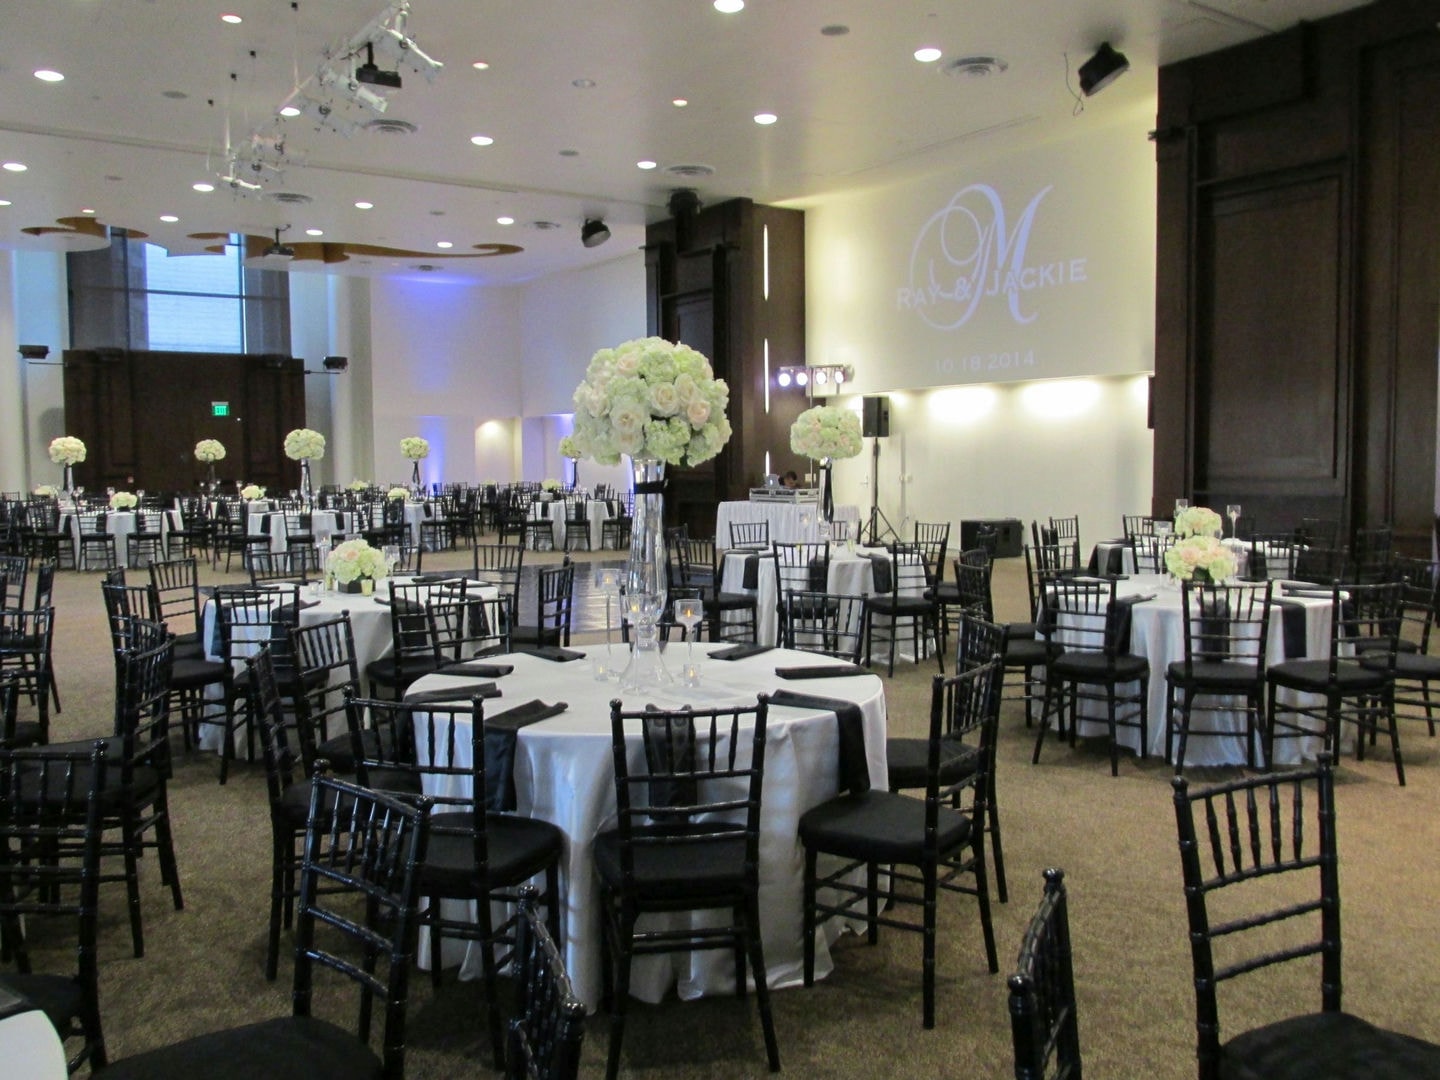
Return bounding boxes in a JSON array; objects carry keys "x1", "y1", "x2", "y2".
[
  {"x1": 406, "y1": 643, "x2": 888, "y2": 1009},
  {"x1": 61, "y1": 509, "x2": 170, "y2": 566},
  {"x1": 526, "y1": 500, "x2": 613, "y2": 550},
  {"x1": 720, "y1": 545, "x2": 900, "y2": 645},
  {"x1": 245, "y1": 510, "x2": 354, "y2": 553},
  {"x1": 1064, "y1": 575, "x2": 1334, "y2": 766},
  {"x1": 716, "y1": 501, "x2": 861, "y2": 547}
]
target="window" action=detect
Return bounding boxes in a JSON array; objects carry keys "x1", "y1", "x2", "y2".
[{"x1": 69, "y1": 233, "x2": 290, "y2": 354}]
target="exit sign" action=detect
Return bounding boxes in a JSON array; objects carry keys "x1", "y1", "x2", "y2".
[{"x1": 212, "y1": 401, "x2": 230, "y2": 418}]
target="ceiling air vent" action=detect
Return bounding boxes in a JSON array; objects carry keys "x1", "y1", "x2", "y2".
[
  {"x1": 266, "y1": 191, "x2": 313, "y2": 205},
  {"x1": 364, "y1": 118, "x2": 418, "y2": 135},
  {"x1": 665, "y1": 163, "x2": 715, "y2": 178},
  {"x1": 943, "y1": 56, "x2": 1009, "y2": 79},
  {"x1": 529, "y1": 220, "x2": 562, "y2": 231}
]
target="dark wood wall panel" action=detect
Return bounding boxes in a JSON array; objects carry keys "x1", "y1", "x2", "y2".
[
  {"x1": 1198, "y1": 174, "x2": 1345, "y2": 492},
  {"x1": 1154, "y1": 0, "x2": 1440, "y2": 551},
  {"x1": 62, "y1": 350, "x2": 306, "y2": 494}
]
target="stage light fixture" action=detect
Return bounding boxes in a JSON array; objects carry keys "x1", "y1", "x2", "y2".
[
  {"x1": 581, "y1": 218, "x2": 611, "y2": 248},
  {"x1": 777, "y1": 369, "x2": 792, "y2": 388},
  {"x1": 1078, "y1": 42, "x2": 1129, "y2": 96},
  {"x1": 795, "y1": 369, "x2": 809, "y2": 387}
]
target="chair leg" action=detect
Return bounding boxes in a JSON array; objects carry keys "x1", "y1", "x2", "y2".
[
  {"x1": 988, "y1": 805, "x2": 1008, "y2": 904},
  {"x1": 604, "y1": 913, "x2": 635, "y2": 1080},
  {"x1": 802, "y1": 848, "x2": 817, "y2": 987},
  {"x1": 266, "y1": 836, "x2": 288, "y2": 981},
  {"x1": 744, "y1": 893, "x2": 781, "y2": 1072},
  {"x1": 921, "y1": 864, "x2": 937, "y2": 1029},
  {"x1": 154, "y1": 794, "x2": 184, "y2": 911},
  {"x1": 119, "y1": 813, "x2": 145, "y2": 958}
]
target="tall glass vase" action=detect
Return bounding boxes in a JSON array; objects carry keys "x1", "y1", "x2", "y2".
[
  {"x1": 621, "y1": 456, "x2": 672, "y2": 690},
  {"x1": 819, "y1": 458, "x2": 834, "y2": 522},
  {"x1": 299, "y1": 459, "x2": 313, "y2": 505},
  {"x1": 410, "y1": 459, "x2": 422, "y2": 494},
  {"x1": 62, "y1": 464, "x2": 74, "y2": 496},
  {"x1": 205, "y1": 463, "x2": 217, "y2": 494}
]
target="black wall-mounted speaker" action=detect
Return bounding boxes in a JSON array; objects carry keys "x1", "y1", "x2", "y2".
[{"x1": 862, "y1": 396, "x2": 890, "y2": 438}]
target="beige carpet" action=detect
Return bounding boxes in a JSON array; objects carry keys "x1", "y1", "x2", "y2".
[{"x1": 17, "y1": 547, "x2": 1440, "y2": 1078}]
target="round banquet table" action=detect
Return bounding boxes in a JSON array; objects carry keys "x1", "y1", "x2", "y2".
[
  {"x1": 1064, "y1": 574, "x2": 1335, "y2": 766},
  {"x1": 715, "y1": 500, "x2": 861, "y2": 546},
  {"x1": 405, "y1": 643, "x2": 888, "y2": 1009}
]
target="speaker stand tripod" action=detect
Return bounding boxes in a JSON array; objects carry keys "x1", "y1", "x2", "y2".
[{"x1": 863, "y1": 437, "x2": 898, "y2": 547}]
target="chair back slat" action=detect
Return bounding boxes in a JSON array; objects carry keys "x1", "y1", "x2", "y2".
[{"x1": 1008, "y1": 868, "x2": 1081, "y2": 1080}]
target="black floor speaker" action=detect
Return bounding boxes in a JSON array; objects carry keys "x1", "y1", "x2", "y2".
[{"x1": 862, "y1": 396, "x2": 890, "y2": 438}]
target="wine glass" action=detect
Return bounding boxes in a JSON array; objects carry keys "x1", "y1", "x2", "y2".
[
  {"x1": 382, "y1": 543, "x2": 400, "y2": 578},
  {"x1": 1174, "y1": 498, "x2": 1189, "y2": 514},
  {"x1": 1226, "y1": 504, "x2": 1242, "y2": 539},
  {"x1": 673, "y1": 596, "x2": 703, "y2": 684}
]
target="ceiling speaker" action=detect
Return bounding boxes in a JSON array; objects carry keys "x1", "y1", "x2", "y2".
[{"x1": 1078, "y1": 42, "x2": 1129, "y2": 97}]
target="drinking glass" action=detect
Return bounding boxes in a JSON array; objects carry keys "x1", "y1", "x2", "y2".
[
  {"x1": 593, "y1": 569, "x2": 622, "y2": 679},
  {"x1": 673, "y1": 596, "x2": 703, "y2": 685},
  {"x1": 1226, "y1": 504, "x2": 1242, "y2": 539},
  {"x1": 382, "y1": 543, "x2": 400, "y2": 577},
  {"x1": 1174, "y1": 498, "x2": 1189, "y2": 513}
]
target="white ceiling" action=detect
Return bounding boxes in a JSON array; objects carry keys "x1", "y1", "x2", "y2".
[{"x1": 0, "y1": 0, "x2": 1371, "y2": 285}]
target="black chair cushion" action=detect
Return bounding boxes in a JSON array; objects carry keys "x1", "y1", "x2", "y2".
[
  {"x1": 418, "y1": 811, "x2": 564, "y2": 894},
  {"x1": 1361, "y1": 651, "x2": 1440, "y2": 679},
  {"x1": 95, "y1": 1015, "x2": 383, "y2": 1080},
  {"x1": 885, "y1": 736, "x2": 979, "y2": 792},
  {"x1": 171, "y1": 631, "x2": 206, "y2": 661},
  {"x1": 1221, "y1": 1010, "x2": 1440, "y2": 1080},
  {"x1": 1004, "y1": 637, "x2": 1054, "y2": 666},
  {"x1": 15, "y1": 761, "x2": 160, "y2": 811},
  {"x1": 1005, "y1": 621, "x2": 1037, "y2": 640},
  {"x1": 867, "y1": 596, "x2": 934, "y2": 617},
  {"x1": 1165, "y1": 659, "x2": 1262, "y2": 691},
  {"x1": 6, "y1": 719, "x2": 43, "y2": 748},
  {"x1": 706, "y1": 591, "x2": 757, "y2": 613},
  {"x1": 0, "y1": 972, "x2": 82, "y2": 1034},
  {"x1": 1268, "y1": 659, "x2": 1389, "y2": 693},
  {"x1": 170, "y1": 657, "x2": 228, "y2": 690},
  {"x1": 593, "y1": 828, "x2": 749, "y2": 904},
  {"x1": 798, "y1": 789, "x2": 971, "y2": 864},
  {"x1": 1049, "y1": 651, "x2": 1149, "y2": 681}
]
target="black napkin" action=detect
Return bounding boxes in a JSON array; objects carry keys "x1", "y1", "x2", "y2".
[
  {"x1": 776, "y1": 663, "x2": 871, "y2": 679},
  {"x1": 1281, "y1": 584, "x2": 1333, "y2": 599},
  {"x1": 1272, "y1": 598, "x2": 1312, "y2": 658},
  {"x1": 742, "y1": 553, "x2": 761, "y2": 590},
  {"x1": 861, "y1": 553, "x2": 893, "y2": 593},
  {"x1": 410, "y1": 572, "x2": 459, "y2": 584},
  {"x1": 403, "y1": 682, "x2": 502, "y2": 706},
  {"x1": 484, "y1": 700, "x2": 568, "y2": 812},
  {"x1": 711, "y1": 643, "x2": 774, "y2": 661},
  {"x1": 767, "y1": 689, "x2": 869, "y2": 795},
  {"x1": 437, "y1": 661, "x2": 513, "y2": 678},
  {"x1": 514, "y1": 645, "x2": 584, "y2": 662},
  {"x1": 373, "y1": 597, "x2": 392, "y2": 607}
]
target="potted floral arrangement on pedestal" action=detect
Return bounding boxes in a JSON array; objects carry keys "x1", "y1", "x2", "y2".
[
  {"x1": 326, "y1": 537, "x2": 387, "y2": 595},
  {"x1": 284, "y1": 428, "x2": 326, "y2": 502},
  {"x1": 790, "y1": 404, "x2": 863, "y2": 522},
  {"x1": 348, "y1": 479, "x2": 370, "y2": 492},
  {"x1": 194, "y1": 439, "x2": 225, "y2": 492},
  {"x1": 400, "y1": 436, "x2": 429, "y2": 492},
  {"x1": 562, "y1": 336, "x2": 731, "y2": 688},
  {"x1": 49, "y1": 436, "x2": 87, "y2": 493},
  {"x1": 1175, "y1": 505, "x2": 1224, "y2": 539}
]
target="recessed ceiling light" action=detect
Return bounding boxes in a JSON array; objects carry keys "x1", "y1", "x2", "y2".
[
  {"x1": 221, "y1": 13, "x2": 242, "y2": 24},
  {"x1": 305, "y1": 228, "x2": 324, "y2": 236},
  {"x1": 0, "y1": 200, "x2": 11, "y2": 208},
  {"x1": 637, "y1": 160, "x2": 658, "y2": 170},
  {"x1": 34, "y1": 69, "x2": 64, "y2": 83},
  {"x1": 81, "y1": 208, "x2": 95, "y2": 215},
  {"x1": 496, "y1": 216, "x2": 514, "y2": 225},
  {"x1": 2, "y1": 162, "x2": 27, "y2": 172},
  {"x1": 435, "y1": 241, "x2": 453, "y2": 249},
  {"x1": 354, "y1": 201, "x2": 374, "y2": 210},
  {"x1": 572, "y1": 78, "x2": 596, "y2": 89},
  {"x1": 279, "y1": 105, "x2": 301, "y2": 117},
  {"x1": 192, "y1": 182, "x2": 214, "y2": 192},
  {"x1": 159, "y1": 215, "x2": 179, "y2": 223},
  {"x1": 672, "y1": 98, "x2": 689, "y2": 107},
  {"x1": 471, "y1": 60, "x2": 490, "y2": 70},
  {"x1": 914, "y1": 47, "x2": 943, "y2": 63},
  {"x1": 470, "y1": 134, "x2": 494, "y2": 146},
  {"x1": 753, "y1": 112, "x2": 778, "y2": 125},
  {"x1": 714, "y1": 0, "x2": 745, "y2": 12}
]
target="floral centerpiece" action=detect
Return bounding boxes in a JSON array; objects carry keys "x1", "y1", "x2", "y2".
[
  {"x1": 240, "y1": 484, "x2": 265, "y2": 501},
  {"x1": 790, "y1": 405, "x2": 862, "y2": 522},
  {"x1": 558, "y1": 436, "x2": 580, "y2": 459},
  {"x1": 541, "y1": 478, "x2": 560, "y2": 492},
  {"x1": 400, "y1": 436, "x2": 429, "y2": 460},
  {"x1": 387, "y1": 486, "x2": 408, "y2": 501},
  {"x1": 33, "y1": 484, "x2": 58, "y2": 498},
  {"x1": 109, "y1": 491, "x2": 138, "y2": 511},
  {"x1": 284, "y1": 429, "x2": 326, "y2": 460},
  {"x1": 49, "y1": 436, "x2": 87, "y2": 467},
  {"x1": 326, "y1": 538, "x2": 387, "y2": 593},
  {"x1": 194, "y1": 439, "x2": 226, "y2": 464},
  {"x1": 1164, "y1": 535, "x2": 1237, "y2": 582},
  {"x1": 564, "y1": 336, "x2": 732, "y2": 690},
  {"x1": 348, "y1": 479, "x2": 370, "y2": 491},
  {"x1": 1175, "y1": 505, "x2": 1223, "y2": 539}
]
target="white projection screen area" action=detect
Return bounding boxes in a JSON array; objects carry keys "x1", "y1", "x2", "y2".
[{"x1": 807, "y1": 111, "x2": 1157, "y2": 393}]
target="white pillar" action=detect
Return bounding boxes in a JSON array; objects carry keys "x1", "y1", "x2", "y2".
[{"x1": 0, "y1": 253, "x2": 26, "y2": 492}]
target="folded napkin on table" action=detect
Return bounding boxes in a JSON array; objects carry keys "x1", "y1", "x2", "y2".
[
  {"x1": 402, "y1": 682, "x2": 501, "y2": 706},
  {"x1": 409, "y1": 572, "x2": 458, "y2": 584},
  {"x1": 861, "y1": 553, "x2": 893, "y2": 593},
  {"x1": 776, "y1": 663, "x2": 871, "y2": 680},
  {"x1": 514, "y1": 645, "x2": 584, "y2": 662},
  {"x1": 1273, "y1": 598, "x2": 1315, "y2": 658},
  {"x1": 711, "y1": 643, "x2": 774, "y2": 661},
  {"x1": 484, "y1": 699, "x2": 568, "y2": 811},
  {"x1": 767, "y1": 689, "x2": 869, "y2": 795},
  {"x1": 436, "y1": 660, "x2": 514, "y2": 678}
]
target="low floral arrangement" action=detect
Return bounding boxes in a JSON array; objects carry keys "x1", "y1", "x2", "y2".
[
  {"x1": 348, "y1": 479, "x2": 370, "y2": 491},
  {"x1": 1164, "y1": 535, "x2": 1237, "y2": 582},
  {"x1": 109, "y1": 491, "x2": 138, "y2": 510},
  {"x1": 283, "y1": 428, "x2": 326, "y2": 461},
  {"x1": 49, "y1": 436, "x2": 87, "y2": 466},
  {"x1": 326, "y1": 538, "x2": 387, "y2": 584},
  {"x1": 565, "y1": 336, "x2": 731, "y2": 466},
  {"x1": 400, "y1": 436, "x2": 430, "y2": 460},
  {"x1": 558, "y1": 436, "x2": 581, "y2": 459},
  {"x1": 1175, "y1": 506, "x2": 1223, "y2": 539},
  {"x1": 240, "y1": 484, "x2": 265, "y2": 501},
  {"x1": 541, "y1": 478, "x2": 560, "y2": 491},
  {"x1": 194, "y1": 439, "x2": 226, "y2": 463},
  {"x1": 387, "y1": 487, "x2": 408, "y2": 500},
  {"x1": 33, "y1": 484, "x2": 59, "y2": 497},
  {"x1": 790, "y1": 405, "x2": 863, "y2": 461}
]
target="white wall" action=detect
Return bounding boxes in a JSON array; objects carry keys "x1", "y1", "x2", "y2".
[
  {"x1": 806, "y1": 101, "x2": 1158, "y2": 552},
  {"x1": 12, "y1": 251, "x2": 69, "y2": 491}
]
